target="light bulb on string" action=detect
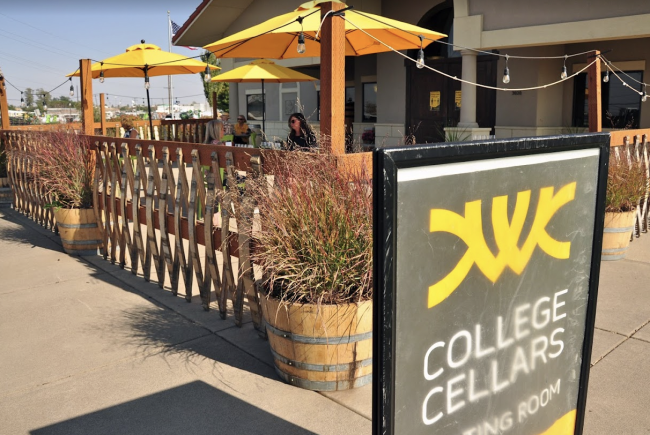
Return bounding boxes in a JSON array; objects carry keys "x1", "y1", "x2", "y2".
[
  {"x1": 415, "y1": 35, "x2": 425, "y2": 69},
  {"x1": 20, "y1": 91, "x2": 25, "y2": 108},
  {"x1": 502, "y1": 55, "x2": 510, "y2": 84},
  {"x1": 42, "y1": 94, "x2": 47, "y2": 112},
  {"x1": 297, "y1": 32, "x2": 306, "y2": 54},
  {"x1": 603, "y1": 69, "x2": 609, "y2": 83},
  {"x1": 99, "y1": 66, "x2": 105, "y2": 83},
  {"x1": 296, "y1": 16, "x2": 306, "y2": 54},
  {"x1": 560, "y1": 55, "x2": 568, "y2": 80},
  {"x1": 204, "y1": 65, "x2": 211, "y2": 83},
  {"x1": 69, "y1": 78, "x2": 74, "y2": 97},
  {"x1": 643, "y1": 85, "x2": 648, "y2": 103}
]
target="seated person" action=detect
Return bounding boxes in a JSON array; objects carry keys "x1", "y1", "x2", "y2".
[
  {"x1": 204, "y1": 118, "x2": 224, "y2": 145},
  {"x1": 121, "y1": 117, "x2": 139, "y2": 139},
  {"x1": 286, "y1": 112, "x2": 317, "y2": 151},
  {"x1": 221, "y1": 112, "x2": 234, "y2": 135},
  {"x1": 233, "y1": 115, "x2": 251, "y2": 144}
]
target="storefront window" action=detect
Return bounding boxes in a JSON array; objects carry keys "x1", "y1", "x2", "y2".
[
  {"x1": 572, "y1": 71, "x2": 643, "y2": 129},
  {"x1": 363, "y1": 82, "x2": 377, "y2": 122},
  {"x1": 246, "y1": 94, "x2": 264, "y2": 121}
]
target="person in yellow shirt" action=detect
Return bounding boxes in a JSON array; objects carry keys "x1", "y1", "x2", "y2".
[{"x1": 233, "y1": 115, "x2": 251, "y2": 144}]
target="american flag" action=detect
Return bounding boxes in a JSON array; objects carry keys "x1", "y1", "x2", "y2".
[
  {"x1": 171, "y1": 20, "x2": 198, "y2": 50},
  {"x1": 171, "y1": 20, "x2": 182, "y2": 36}
]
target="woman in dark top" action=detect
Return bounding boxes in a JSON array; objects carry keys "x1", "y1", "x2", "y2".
[{"x1": 286, "y1": 112, "x2": 317, "y2": 151}]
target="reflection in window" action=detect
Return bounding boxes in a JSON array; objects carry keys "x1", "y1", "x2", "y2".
[
  {"x1": 572, "y1": 71, "x2": 643, "y2": 129},
  {"x1": 246, "y1": 94, "x2": 264, "y2": 121},
  {"x1": 363, "y1": 82, "x2": 377, "y2": 122}
]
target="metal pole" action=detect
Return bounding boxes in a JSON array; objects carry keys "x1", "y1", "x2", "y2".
[
  {"x1": 167, "y1": 11, "x2": 174, "y2": 119},
  {"x1": 262, "y1": 78, "x2": 266, "y2": 136}
]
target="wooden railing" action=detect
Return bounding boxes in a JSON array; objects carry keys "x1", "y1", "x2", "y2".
[
  {"x1": 609, "y1": 129, "x2": 650, "y2": 238},
  {"x1": 2, "y1": 130, "x2": 285, "y2": 333},
  {"x1": 159, "y1": 119, "x2": 212, "y2": 143}
]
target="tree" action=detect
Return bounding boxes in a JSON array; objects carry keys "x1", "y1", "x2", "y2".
[
  {"x1": 24, "y1": 88, "x2": 35, "y2": 109},
  {"x1": 200, "y1": 51, "x2": 229, "y2": 112},
  {"x1": 8, "y1": 104, "x2": 16, "y2": 110}
]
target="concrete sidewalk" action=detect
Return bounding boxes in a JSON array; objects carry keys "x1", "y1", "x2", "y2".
[{"x1": 0, "y1": 203, "x2": 649, "y2": 434}]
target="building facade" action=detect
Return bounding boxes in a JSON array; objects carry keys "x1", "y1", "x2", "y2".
[{"x1": 173, "y1": 0, "x2": 650, "y2": 145}]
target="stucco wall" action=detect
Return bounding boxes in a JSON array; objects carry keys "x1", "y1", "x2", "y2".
[{"x1": 468, "y1": 0, "x2": 650, "y2": 32}]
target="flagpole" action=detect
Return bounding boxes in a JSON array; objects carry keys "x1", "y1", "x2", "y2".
[{"x1": 167, "y1": 11, "x2": 174, "y2": 119}]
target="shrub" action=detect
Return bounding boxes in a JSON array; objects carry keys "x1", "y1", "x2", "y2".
[
  {"x1": 606, "y1": 155, "x2": 647, "y2": 212},
  {"x1": 237, "y1": 151, "x2": 373, "y2": 305},
  {"x1": 35, "y1": 131, "x2": 95, "y2": 209}
]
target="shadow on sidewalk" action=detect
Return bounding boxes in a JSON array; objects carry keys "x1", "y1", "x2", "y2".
[{"x1": 30, "y1": 380, "x2": 316, "y2": 435}]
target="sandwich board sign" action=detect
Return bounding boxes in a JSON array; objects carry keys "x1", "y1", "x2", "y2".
[{"x1": 372, "y1": 134, "x2": 609, "y2": 435}]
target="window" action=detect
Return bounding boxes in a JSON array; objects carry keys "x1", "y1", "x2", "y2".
[
  {"x1": 362, "y1": 82, "x2": 377, "y2": 122},
  {"x1": 246, "y1": 94, "x2": 264, "y2": 121},
  {"x1": 572, "y1": 71, "x2": 643, "y2": 129}
]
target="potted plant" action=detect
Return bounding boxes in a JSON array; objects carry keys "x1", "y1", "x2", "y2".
[
  {"x1": 602, "y1": 155, "x2": 648, "y2": 260},
  {"x1": 240, "y1": 151, "x2": 373, "y2": 391},
  {"x1": 35, "y1": 131, "x2": 102, "y2": 256},
  {"x1": 361, "y1": 128, "x2": 375, "y2": 145}
]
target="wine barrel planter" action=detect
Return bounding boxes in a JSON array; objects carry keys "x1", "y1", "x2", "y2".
[
  {"x1": 53, "y1": 208, "x2": 103, "y2": 256},
  {"x1": 261, "y1": 297, "x2": 372, "y2": 391},
  {"x1": 602, "y1": 211, "x2": 636, "y2": 261}
]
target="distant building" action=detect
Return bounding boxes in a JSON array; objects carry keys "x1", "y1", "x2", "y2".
[{"x1": 173, "y1": 0, "x2": 650, "y2": 144}]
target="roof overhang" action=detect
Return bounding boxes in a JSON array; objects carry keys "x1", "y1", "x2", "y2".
[{"x1": 172, "y1": 0, "x2": 255, "y2": 48}]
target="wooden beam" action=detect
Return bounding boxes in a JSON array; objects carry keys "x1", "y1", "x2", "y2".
[
  {"x1": 587, "y1": 50, "x2": 602, "y2": 133},
  {"x1": 0, "y1": 70, "x2": 10, "y2": 130},
  {"x1": 320, "y1": 1, "x2": 346, "y2": 155},
  {"x1": 80, "y1": 59, "x2": 94, "y2": 135},
  {"x1": 100, "y1": 93, "x2": 107, "y2": 136}
]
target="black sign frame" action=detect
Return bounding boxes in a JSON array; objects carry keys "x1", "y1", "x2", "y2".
[{"x1": 372, "y1": 134, "x2": 610, "y2": 435}]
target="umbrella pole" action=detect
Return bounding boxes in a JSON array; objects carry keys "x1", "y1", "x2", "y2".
[
  {"x1": 146, "y1": 87, "x2": 154, "y2": 140},
  {"x1": 262, "y1": 79, "x2": 266, "y2": 140}
]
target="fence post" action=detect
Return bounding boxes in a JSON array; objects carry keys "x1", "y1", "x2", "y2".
[
  {"x1": 320, "y1": 1, "x2": 346, "y2": 155},
  {"x1": 588, "y1": 50, "x2": 602, "y2": 133},
  {"x1": 0, "y1": 69, "x2": 10, "y2": 130},
  {"x1": 100, "y1": 93, "x2": 107, "y2": 135},
  {"x1": 80, "y1": 59, "x2": 94, "y2": 135}
]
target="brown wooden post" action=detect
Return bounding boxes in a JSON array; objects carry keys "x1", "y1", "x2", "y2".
[
  {"x1": 212, "y1": 91, "x2": 218, "y2": 118},
  {"x1": 80, "y1": 59, "x2": 94, "y2": 135},
  {"x1": 587, "y1": 50, "x2": 602, "y2": 133},
  {"x1": 320, "y1": 1, "x2": 346, "y2": 155},
  {"x1": 0, "y1": 69, "x2": 10, "y2": 130},
  {"x1": 100, "y1": 93, "x2": 107, "y2": 136}
]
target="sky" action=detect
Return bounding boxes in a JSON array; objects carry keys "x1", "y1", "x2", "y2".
[{"x1": 0, "y1": 0, "x2": 211, "y2": 110}]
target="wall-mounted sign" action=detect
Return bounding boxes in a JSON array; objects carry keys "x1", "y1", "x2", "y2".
[
  {"x1": 455, "y1": 90, "x2": 462, "y2": 108},
  {"x1": 430, "y1": 91, "x2": 441, "y2": 112},
  {"x1": 373, "y1": 134, "x2": 610, "y2": 435}
]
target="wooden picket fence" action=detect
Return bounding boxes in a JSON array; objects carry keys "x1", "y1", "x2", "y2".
[
  {"x1": 610, "y1": 130, "x2": 650, "y2": 238},
  {"x1": 2, "y1": 130, "x2": 279, "y2": 333}
]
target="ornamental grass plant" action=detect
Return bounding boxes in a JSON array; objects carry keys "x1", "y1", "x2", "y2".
[
  {"x1": 606, "y1": 154, "x2": 648, "y2": 213},
  {"x1": 237, "y1": 151, "x2": 373, "y2": 305},
  {"x1": 32, "y1": 131, "x2": 95, "y2": 209}
]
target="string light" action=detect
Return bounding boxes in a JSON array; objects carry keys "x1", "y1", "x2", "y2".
[
  {"x1": 297, "y1": 17, "x2": 306, "y2": 54},
  {"x1": 69, "y1": 78, "x2": 74, "y2": 97},
  {"x1": 560, "y1": 55, "x2": 568, "y2": 80},
  {"x1": 99, "y1": 62, "x2": 105, "y2": 83},
  {"x1": 20, "y1": 91, "x2": 25, "y2": 108},
  {"x1": 204, "y1": 65, "x2": 211, "y2": 82},
  {"x1": 42, "y1": 94, "x2": 47, "y2": 111},
  {"x1": 603, "y1": 69, "x2": 609, "y2": 83},
  {"x1": 502, "y1": 55, "x2": 511, "y2": 84},
  {"x1": 415, "y1": 35, "x2": 425, "y2": 69},
  {"x1": 641, "y1": 84, "x2": 648, "y2": 103}
]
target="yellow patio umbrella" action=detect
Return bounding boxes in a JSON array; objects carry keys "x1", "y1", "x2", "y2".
[
  {"x1": 211, "y1": 59, "x2": 316, "y2": 133},
  {"x1": 67, "y1": 41, "x2": 220, "y2": 135},
  {"x1": 204, "y1": 0, "x2": 446, "y2": 59}
]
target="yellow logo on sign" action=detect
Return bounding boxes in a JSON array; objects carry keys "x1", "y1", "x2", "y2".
[{"x1": 427, "y1": 182, "x2": 576, "y2": 308}]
